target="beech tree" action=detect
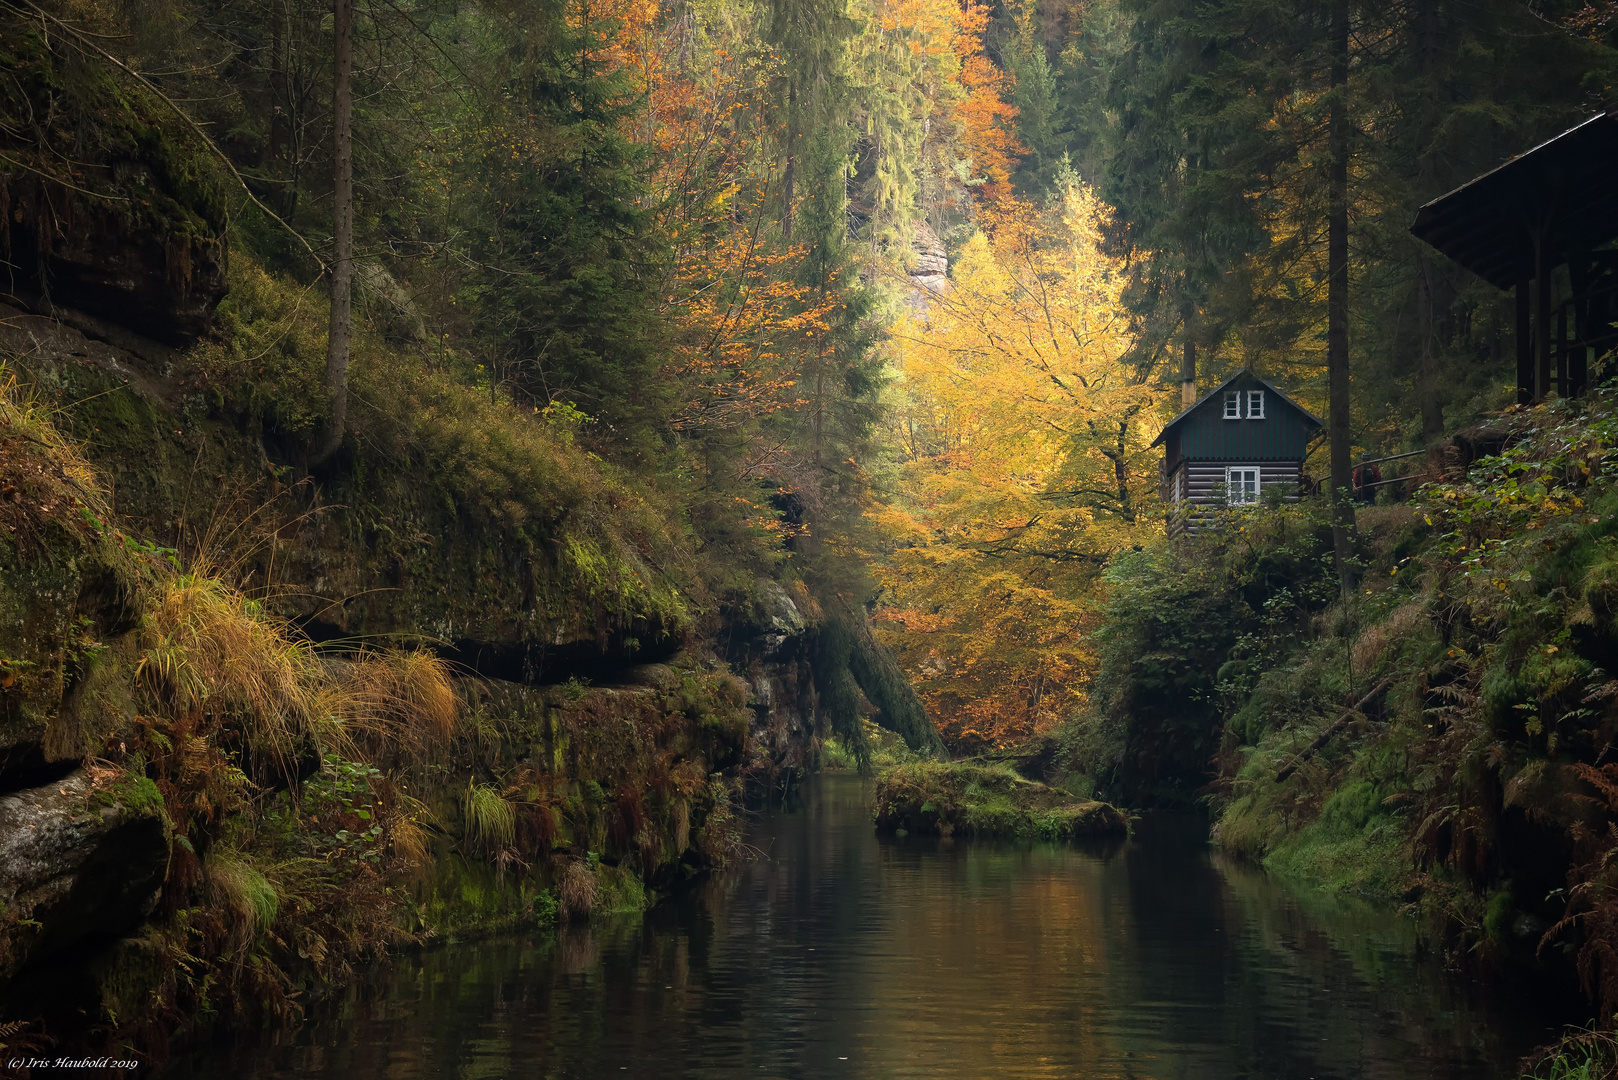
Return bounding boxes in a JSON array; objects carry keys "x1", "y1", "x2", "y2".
[{"x1": 873, "y1": 181, "x2": 1158, "y2": 749}]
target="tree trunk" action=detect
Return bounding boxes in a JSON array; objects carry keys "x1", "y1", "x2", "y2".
[
  {"x1": 313, "y1": 0, "x2": 354, "y2": 466},
  {"x1": 1414, "y1": 0, "x2": 1444, "y2": 440},
  {"x1": 1180, "y1": 299, "x2": 1197, "y2": 410},
  {"x1": 269, "y1": 0, "x2": 286, "y2": 173},
  {"x1": 1327, "y1": 0, "x2": 1356, "y2": 594},
  {"x1": 783, "y1": 81, "x2": 797, "y2": 242},
  {"x1": 1112, "y1": 418, "x2": 1135, "y2": 522}
]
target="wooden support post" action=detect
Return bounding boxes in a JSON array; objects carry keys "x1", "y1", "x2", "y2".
[
  {"x1": 1570, "y1": 253, "x2": 1592, "y2": 397},
  {"x1": 1516, "y1": 280, "x2": 1533, "y2": 405},
  {"x1": 1558, "y1": 302, "x2": 1569, "y2": 399},
  {"x1": 1536, "y1": 235, "x2": 1553, "y2": 403}
]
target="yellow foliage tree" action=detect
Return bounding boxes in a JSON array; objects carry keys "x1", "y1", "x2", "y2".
[{"x1": 872, "y1": 180, "x2": 1163, "y2": 751}]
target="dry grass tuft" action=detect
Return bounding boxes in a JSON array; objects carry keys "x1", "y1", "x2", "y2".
[
  {"x1": 0, "y1": 361, "x2": 110, "y2": 551},
  {"x1": 1350, "y1": 600, "x2": 1429, "y2": 674},
  {"x1": 387, "y1": 793, "x2": 434, "y2": 876},
  {"x1": 557, "y1": 858, "x2": 598, "y2": 920},
  {"x1": 345, "y1": 650, "x2": 459, "y2": 764},
  {"x1": 137, "y1": 571, "x2": 335, "y2": 776}
]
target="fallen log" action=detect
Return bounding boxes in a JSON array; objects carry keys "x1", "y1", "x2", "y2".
[{"x1": 1274, "y1": 675, "x2": 1397, "y2": 784}]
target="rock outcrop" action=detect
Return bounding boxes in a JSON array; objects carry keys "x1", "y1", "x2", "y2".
[
  {"x1": 3, "y1": 180, "x2": 228, "y2": 345},
  {"x1": 874, "y1": 761, "x2": 1129, "y2": 840},
  {"x1": 725, "y1": 581, "x2": 821, "y2": 791},
  {"x1": 907, "y1": 222, "x2": 949, "y2": 310},
  {"x1": 1, "y1": 29, "x2": 231, "y2": 345}
]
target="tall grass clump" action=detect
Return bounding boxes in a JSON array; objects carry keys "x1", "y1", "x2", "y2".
[
  {"x1": 346, "y1": 649, "x2": 459, "y2": 765},
  {"x1": 204, "y1": 850, "x2": 280, "y2": 958},
  {"x1": 1523, "y1": 1027, "x2": 1618, "y2": 1079},
  {"x1": 136, "y1": 571, "x2": 335, "y2": 781},
  {"x1": 462, "y1": 782, "x2": 517, "y2": 854},
  {"x1": 0, "y1": 362, "x2": 108, "y2": 533}
]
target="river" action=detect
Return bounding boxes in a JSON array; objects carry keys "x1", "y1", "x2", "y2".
[{"x1": 164, "y1": 772, "x2": 1576, "y2": 1079}]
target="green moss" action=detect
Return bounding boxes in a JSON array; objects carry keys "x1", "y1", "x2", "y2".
[
  {"x1": 97, "y1": 775, "x2": 164, "y2": 819},
  {"x1": 874, "y1": 760, "x2": 1129, "y2": 840},
  {"x1": 417, "y1": 853, "x2": 554, "y2": 942},
  {"x1": 0, "y1": 24, "x2": 228, "y2": 237},
  {"x1": 1482, "y1": 887, "x2": 1515, "y2": 946},
  {"x1": 592, "y1": 864, "x2": 648, "y2": 915},
  {"x1": 12, "y1": 254, "x2": 695, "y2": 655},
  {"x1": 1259, "y1": 779, "x2": 1408, "y2": 898}
]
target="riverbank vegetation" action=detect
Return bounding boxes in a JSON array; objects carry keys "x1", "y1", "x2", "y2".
[
  {"x1": 1, "y1": 0, "x2": 978, "y2": 1059},
  {"x1": 861, "y1": 0, "x2": 1618, "y2": 1070},
  {"x1": 0, "y1": 368, "x2": 757, "y2": 1048}
]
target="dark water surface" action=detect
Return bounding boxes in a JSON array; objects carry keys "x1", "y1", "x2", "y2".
[{"x1": 166, "y1": 773, "x2": 1574, "y2": 1079}]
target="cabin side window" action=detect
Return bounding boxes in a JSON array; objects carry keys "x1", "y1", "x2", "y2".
[
  {"x1": 1223, "y1": 392, "x2": 1242, "y2": 420},
  {"x1": 1226, "y1": 466, "x2": 1260, "y2": 506},
  {"x1": 1246, "y1": 390, "x2": 1265, "y2": 419}
]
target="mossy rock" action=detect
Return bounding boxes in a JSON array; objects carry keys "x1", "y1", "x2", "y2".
[
  {"x1": 1, "y1": 22, "x2": 229, "y2": 342},
  {"x1": 0, "y1": 769, "x2": 170, "y2": 985},
  {"x1": 873, "y1": 761, "x2": 1129, "y2": 840},
  {"x1": 0, "y1": 416, "x2": 142, "y2": 785}
]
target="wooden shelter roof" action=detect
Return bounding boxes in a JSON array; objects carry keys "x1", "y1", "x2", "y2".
[{"x1": 1410, "y1": 109, "x2": 1618, "y2": 290}]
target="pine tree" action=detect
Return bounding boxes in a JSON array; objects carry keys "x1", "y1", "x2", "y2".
[{"x1": 451, "y1": 0, "x2": 667, "y2": 449}]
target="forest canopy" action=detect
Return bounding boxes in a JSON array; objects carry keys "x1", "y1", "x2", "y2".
[{"x1": 1, "y1": 0, "x2": 1614, "y2": 751}]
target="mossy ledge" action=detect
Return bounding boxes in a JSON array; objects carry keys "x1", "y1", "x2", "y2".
[{"x1": 873, "y1": 761, "x2": 1129, "y2": 840}]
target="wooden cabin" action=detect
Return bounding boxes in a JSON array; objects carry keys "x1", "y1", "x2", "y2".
[
  {"x1": 1152, "y1": 370, "x2": 1322, "y2": 530},
  {"x1": 1410, "y1": 108, "x2": 1618, "y2": 403}
]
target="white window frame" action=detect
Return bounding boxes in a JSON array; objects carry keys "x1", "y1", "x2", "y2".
[
  {"x1": 1246, "y1": 389, "x2": 1266, "y2": 419},
  {"x1": 1223, "y1": 391, "x2": 1242, "y2": 420},
  {"x1": 1226, "y1": 466, "x2": 1260, "y2": 506}
]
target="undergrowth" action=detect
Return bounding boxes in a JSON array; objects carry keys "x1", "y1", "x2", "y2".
[
  {"x1": 0, "y1": 372, "x2": 752, "y2": 1062},
  {"x1": 1069, "y1": 387, "x2": 1618, "y2": 1062}
]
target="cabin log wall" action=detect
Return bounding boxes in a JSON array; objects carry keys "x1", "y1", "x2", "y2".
[
  {"x1": 1179, "y1": 462, "x2": 1301, "y2": 503},
  {"x1": 1164, "y1": 461, "x2": 1304, "y2": 535}
]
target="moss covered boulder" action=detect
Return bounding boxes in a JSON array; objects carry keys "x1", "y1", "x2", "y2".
[
  {"x1": 874, "y1": 761, "x2": 1129, "y2": 841},
  {"x1": 0, "y1": 376, "x2": 142, "y2": 788}
]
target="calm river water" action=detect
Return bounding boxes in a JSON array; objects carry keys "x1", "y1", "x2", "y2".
[{"x1": 166, "y1": 772, "x2": 1576, "y2": 1079}]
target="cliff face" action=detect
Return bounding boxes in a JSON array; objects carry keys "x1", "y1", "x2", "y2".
[
  {"x1": 1, "y1": 26, "x2": 230, "y2": 345},
  {"x1": 0, "y1": 270, "x2": 825, "y2": 1056}
]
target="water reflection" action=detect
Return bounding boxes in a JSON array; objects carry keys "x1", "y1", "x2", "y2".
[{"x1": 164, "y1": 773, "x2": 1572, "y2": 1079}]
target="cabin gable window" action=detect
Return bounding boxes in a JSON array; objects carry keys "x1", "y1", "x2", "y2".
[
  {"x1": 1246, "y1": 390, "x2": 1265, "y2": 419},
  {"x1": 1226, "y1": 466, "x2": 1260, "y2": 506},
  {"x1": 1223, "y1": 392, "x2": 1242, "y2": 420}
]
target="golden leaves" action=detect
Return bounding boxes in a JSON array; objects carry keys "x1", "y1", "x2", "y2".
[{"x1": 872, "y1": 185, "x2": 1164, "y2": 749}]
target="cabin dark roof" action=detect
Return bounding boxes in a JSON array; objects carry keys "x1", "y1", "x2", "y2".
[
  {"x1": 1150, "y1": 370, "x2": 1322, "y2": 453},
  {"x1": 1409, "y1": 109, "x2": 1618, "y2": 290}
]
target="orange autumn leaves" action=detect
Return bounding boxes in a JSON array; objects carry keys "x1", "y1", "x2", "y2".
[
  {"x1": 555, "y1": 0, "x2": 1117, "y2": 754},
  {"x1": 872, "y1": 183, "x2": 1163, "y2": 751},
  {"x1": 944, "y1": 0, "x2": 1020, "y2": 192},
  {"x1": 857, "y1": 0, "x2": 1021, "y2": 196},
  {"x1": 567, "y1": 0, "x2": 1025, "y2": 443}
]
